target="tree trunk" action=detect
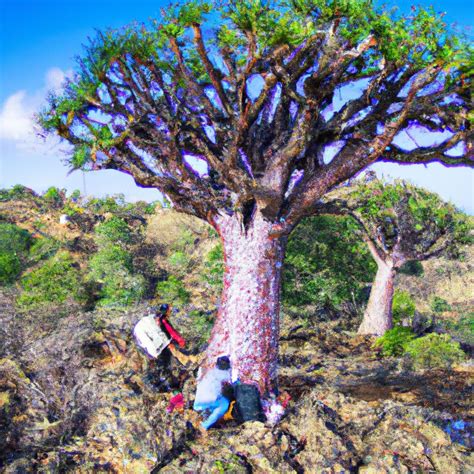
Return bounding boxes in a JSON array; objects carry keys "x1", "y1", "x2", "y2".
[
  {"x1": 198, "y1": 211, "x2": 285, "y2": 397},
  {"x1": 358, "y1": 260, "x2": 395, "y2": 336}
]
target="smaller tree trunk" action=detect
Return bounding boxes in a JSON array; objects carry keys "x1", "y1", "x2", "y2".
[{"x1": 358, "y1": 260, "x2": 395, "y2": 336}]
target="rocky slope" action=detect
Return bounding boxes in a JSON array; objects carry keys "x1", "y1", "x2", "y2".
[{"x1": 1, "y1": 296, "x2": 472, "y2": 473}]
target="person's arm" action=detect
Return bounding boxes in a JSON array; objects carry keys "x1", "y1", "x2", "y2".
[{"x1": 161, "y1": 318, "x2": 186, "y2": 348}]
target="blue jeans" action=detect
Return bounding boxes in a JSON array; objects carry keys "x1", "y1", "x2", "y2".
[{"x1": 193, "y1": 396, "x2": 230, "y2": 430}]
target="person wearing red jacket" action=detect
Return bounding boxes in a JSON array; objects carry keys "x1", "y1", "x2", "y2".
[{"x1": 154, "y1": 304, "x2": 197, "y2": 367}]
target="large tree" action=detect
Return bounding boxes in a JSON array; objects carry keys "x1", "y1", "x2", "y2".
[
  {"x1": 322, "y1": 178, "x2": 468, "y2": 335},
  {"x1": 39, "y1": 0, "x2": 472, "y2": 403}
]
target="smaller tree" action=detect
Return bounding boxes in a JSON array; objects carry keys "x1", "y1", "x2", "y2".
[{"x1": 325, "y1": 178, "x2": 467, "y2": 335}]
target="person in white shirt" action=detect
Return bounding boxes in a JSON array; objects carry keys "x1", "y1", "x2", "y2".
[{"x1": 193, "y1": 356, "x2": 232, "y2": 430}]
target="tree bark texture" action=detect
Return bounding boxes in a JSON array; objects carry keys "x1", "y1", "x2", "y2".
[
  {"x1": 198, "y1": 211, "x2": 285, "y2": 396},
  {"x1": 358, "y1": 261, "x2": 395, "y2": 336}
]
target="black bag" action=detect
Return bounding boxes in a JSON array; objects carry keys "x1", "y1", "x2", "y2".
[{"x1": 233, "y1": 383, "x2": 266, "y2": 423}]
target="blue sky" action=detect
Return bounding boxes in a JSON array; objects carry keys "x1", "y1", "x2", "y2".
[{"x1": 0, "y1": 0, "x2": 473, "y2": 210}]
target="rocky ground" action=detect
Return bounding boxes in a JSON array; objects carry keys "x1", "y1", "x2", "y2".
[{"x1": 1, "y1": 291, "x2": 472, "y2": 473}]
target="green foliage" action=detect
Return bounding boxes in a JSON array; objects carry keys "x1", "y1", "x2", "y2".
[
  {"x1": 28, "y1": 237, "x2": 60, "y2": 264},
  {"x1": 404, "y1": 333, "x2": 466, "y2": 369},
  {"x1": 167, "y1": 251, "x2": 191, "y2": 274},
  {"x1": 0, "y1": 185, "x2": 35, "y2": 202},
  {"x1": 373, "y1": 326, "x2": 415, "y2": 357},
  {"x1": 439, "y1": 312, "x2": 474, "y2": 347},
  {"x1": 87, "y1": 245, "x2": 145, "y2": 307},
  {"x1": 38, "y1": 0, "x2": 469, "y2": 173},
  {"x1": 283, "y1": 215, "x2": 376, "y2": 311},
  {"x1": 17, "y1": 251, "x2": 84, "y2": 309},
  {"x1": 188, "y1": 309, "x2": 214, "y2": 344},
  {"x1": 0, "y1": 223, "x2": 32, "y2": 284},
  {"x1": 86, "y1": 215, "x2": 145, "y2": 307},
  {"x1": 94, "y1": 217, "x2": 131, "y2": 246},
  {"x1": 392, "y1": 290, "x2": 416, "y2": 325},
  {"x1": 156, "y1": 275, "x2": 190, "y2": 307},
  {"x1": 431, "y1": 296, "x2": 451, "y2": 314},
  {"x1": 398, "y1": 260, "x2": 424, "y2": 277},
  {"x1": 344, "y1": 179, "x2": 464, "y2": 260},
  {"x1": 202, "y1": 244, "x2": 224, "y2": 291},
  {"x1": 0, "y1": 254, "x2": 21, "y2": 285},
  {"x1": 43, "y1": 186, "x2": 64, "y2": 206}
]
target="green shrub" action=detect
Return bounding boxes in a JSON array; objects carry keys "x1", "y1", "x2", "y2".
[
  {"x1": 43, "y1": 186, "x2": 64, "y2": 206},
  {"x1": 87, "y1": 244, "x2": 144, "y2": 306},
  {"x1": 431, "y1": 296, "x2": 451, "y2": 313},
  {"x1": 439, "y1": 312, "x2": 474, "y2": 346},
  {"x1": 0, "y1": 253, "x2": 21, "y2": 284},
  {"x1": 156, "y1": 275, "x2": 190, "y2": 307},
  {"x1": 94, "y1": 217, "x2": 131, "y2": 246},
  {"x1": 28, "y1": 237, "x2": 60, "y2": 263},
  {"x1": 202, "y1": 244, "x2": 224, "y2": 291},
  {"x1": 17, "y1": 251, "x2": 83, "y2": 308},
  {"x1": 189, "y1": 309, "x2": 214, "y2": 344},
  {"x1": 373, "y1": 326, "x2": 416, "y2": 357},
  {"x1": 404, "y1": 333, "x2": 466, "y2": 369},
  {"x1": 0, "y1": 185, "x2": 34, "y2": 202},
  {"x1": 283, "y1": 215, "x2": 376, "y2": 312},
  {"x1": 398, "y1": 260, "x2": 424, "y2": 277},
  {"x1": 0, "y1": 223, "x2": 32, "y2": 284},
  {"x1": 392, "y1": 290, "x2": 416, "y2": 325},
  {"x1": 168, "y1": 251, "x2": 191, "y2": 274}
]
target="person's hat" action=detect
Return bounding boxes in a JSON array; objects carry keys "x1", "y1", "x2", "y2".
[{"x1": 159, "y1": 303, "x2": 170, "y2": 314}]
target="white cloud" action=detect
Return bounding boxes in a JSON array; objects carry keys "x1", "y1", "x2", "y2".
[
  {"x1": 0, "y1": 67, "x2": 73, "y2": 153},
  {"x1": 0, "y1": 91, "x2": 32, "y2": 141}
]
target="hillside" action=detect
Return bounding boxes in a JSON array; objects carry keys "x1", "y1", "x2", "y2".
[{"x1": 0, "y1": 187, "x2": 473, "y2": 473}]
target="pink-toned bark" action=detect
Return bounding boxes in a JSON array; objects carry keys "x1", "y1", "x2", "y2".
[
  {"x1": 199, "y1": 211, "x2": 285, "y2": 396},
  {"x1": 358, "y1": 260, "x2": 395, "y2": 336}
]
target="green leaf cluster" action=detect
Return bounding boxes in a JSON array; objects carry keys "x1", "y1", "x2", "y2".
[
  {"x1": 202, "y1": 243, "x2": 224, "y2": 291},
  {"x1": 17, "y1": 251, "x2": 84, "y2": 309},
  {"x1": 373, "y1": 326, "x2": 416, "y2": 357},
  {"x1": 0, "y1": 224, "x2": 32, "y2": 285},
  {"x1": 94, "y1": 217, "x2": 132, "y2": 246},
  {"x1": 283, "y1": 214, "x2": 376, "y2": 311},
  {"x1": 404, "y1": 333, "x2": 465, "y2": 369},
  {"x1": 156, "y1": 275, "x2": 190, "y2": 307},
  {"x1": 87, "y1": 217, "x2": 145, "y2": 307},
  {"x1": 392, "y1": 290, "x2": 416, "y2": 326}
]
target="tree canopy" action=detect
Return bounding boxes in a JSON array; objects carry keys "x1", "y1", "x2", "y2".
[
  {"x1": 39, "y1": 0, "x2": 472, "y2": 231},
  {"x1": 325, "y1": 178, "x2": 470, "y2": 266}
]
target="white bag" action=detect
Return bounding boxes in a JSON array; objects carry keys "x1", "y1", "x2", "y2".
[{"x1": 133, "y1": 315, "x2": 171, "y2": 358}]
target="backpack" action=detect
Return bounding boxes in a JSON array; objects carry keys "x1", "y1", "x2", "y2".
[
  {"x1": 133, "y1": 315, "x2": 171, "y2": 358},
  {"x1": 232, "y1": 383, "x2": 266, "y2": 423}
]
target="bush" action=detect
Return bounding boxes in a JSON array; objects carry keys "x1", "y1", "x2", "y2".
[
  {"x1": 94, "y1": 217, "x2": 131, "y2": 246},
  {"x1": 87, "y1": 245, "x2": 145, "y2": 307},
  {"x1": 156, "y1": 275, "x2": 190, "y2": 307},
  {"x1": 167, "y1": 251, "x2": 191, "y2": 275},
  {"x1": 202, "y1": 244, "x2": 224, "y2": 291},
  {"x1": 439, "y1": 312, "x2": 474, "y2": 347},
  {"x1": 398, "y1": 260, "x2": 424, "y2": 276},
  {"x1": 0, "y1": 223, "x2": 32, "y2": 284},
  {"x1": 404, "y1": 333, "x2": 466, "y2": 369},
  {"x1": 283, "y1": 215, "x2": 376, "y2": 312},
  {"x1": 43, "y1": 186, "x2": 64, "y2": 206},
  {"x1": 431, "y1": 296, "x2": 451, "y2": 314},
  {"x1": 17, "y1": 251, "x2": 83, "y2": 308},
  {"x1": 392, "y1": 290, "x2": 416, "y2": 325},
  {"x1": 28, "y1": 237, "x2": 60, "y2": 263},
  {"x1": 373, "y1": 326, "x2": 416, "y2": 357},
  {"x1": 0, "y1": 254, "x2": 21, "y2": 285},
  {"x1": 189, "y1": 309, "x2": 214, "y2": 344}
]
